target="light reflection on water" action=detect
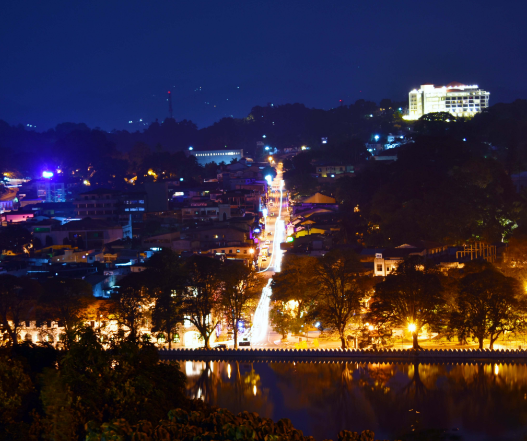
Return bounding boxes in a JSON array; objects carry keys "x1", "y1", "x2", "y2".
[{"x1": 181, "y1": 360, "x2": 527, "y2": 441}]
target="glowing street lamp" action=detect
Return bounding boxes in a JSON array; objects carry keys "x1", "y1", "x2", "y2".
[{"x1": 374, "y1": 135, "x2": 380, "y2": 142}]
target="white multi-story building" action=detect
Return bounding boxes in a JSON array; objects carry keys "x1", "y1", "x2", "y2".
[{"x1": 406, "y1": 82, "x2": 490, "y2": 120}]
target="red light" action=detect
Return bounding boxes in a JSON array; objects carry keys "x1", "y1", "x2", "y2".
[{"x1": 168, "y1": 91, "x2": 171, "y2": 93}]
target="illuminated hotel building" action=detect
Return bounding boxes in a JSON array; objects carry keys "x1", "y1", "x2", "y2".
[
  {"x1": 187, "y1": 149, "x2": 244, "y2": 166},
  {"x1": 406, "y1": 82, "x2": 490, "y2": 120}
]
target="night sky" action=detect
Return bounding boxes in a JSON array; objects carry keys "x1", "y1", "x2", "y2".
[{"x1": 1, "y1": 0, "x2": 526, "y2": 131}]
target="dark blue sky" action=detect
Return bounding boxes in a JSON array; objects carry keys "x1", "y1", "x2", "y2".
[{"x1": 1, "y1": 0, "x2": 526, "y2": 131}]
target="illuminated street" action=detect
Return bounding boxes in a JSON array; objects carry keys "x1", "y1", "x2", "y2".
[{"x1": 249, "y1": 164, "x2": 286, "y2": 345}]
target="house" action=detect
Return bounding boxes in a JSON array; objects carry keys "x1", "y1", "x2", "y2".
[
  {"x1": 33, "y1": 218, "x2": 126, "y2": 250},
  {"x1": 293, "y1": 192, "x2": 339, "y2": 215},
  {"x1": 315, "y1": 165, "x2": 354, "y2": 178},
  {"x1": 181, "y1": 202, "x2": 231, "y2": 222},
  {"x1": 373, "y1": 242, "x2": 448, "y2": 276}
]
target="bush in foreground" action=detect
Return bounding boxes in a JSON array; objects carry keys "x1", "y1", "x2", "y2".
[{"x1": 86, "y1": 407, "x2": 390, "y2": 441}]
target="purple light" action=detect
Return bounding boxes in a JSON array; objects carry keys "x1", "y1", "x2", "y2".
[{"x1": 42, "y1": 171, "x2": 54, "y2": 178}]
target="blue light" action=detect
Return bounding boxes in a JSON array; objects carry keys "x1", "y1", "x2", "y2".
[
  {"x1": 42, "y1": 171, "x2": 54, "y2": 178},
  {"x1": 254, "y1": 228, "x2": 260, "y2": 233},
  {"x1": 264, "y1": 146, "x2": 270, "y2": 151},
  {"x1": 265, "y1": 175, "x2": 273, "y2": 184},
  {"x1": 180, "y1": 178, "x2": 184, "y2": 181},
  {"x1": 188, "y1": 146, "x2": 193, "y2": 151},
  {"x1": 262, "y1": 135, "x2": 266, "y2": 138},
  {"x1": 374, "y1": 135, "x2": 380, "y2": 142}
]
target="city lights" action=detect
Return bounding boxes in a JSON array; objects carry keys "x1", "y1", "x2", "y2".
[{"x1": 42, "y1": 171, "x2": 54, "y2": 178}]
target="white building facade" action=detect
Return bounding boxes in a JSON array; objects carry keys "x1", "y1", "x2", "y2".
[{"x1": 407, "y1": 82, "x2": 490, "y2": 120}]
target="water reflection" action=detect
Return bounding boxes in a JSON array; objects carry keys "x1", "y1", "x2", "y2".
[{"x1": 181, "y1": 360, "x2": 527, "y2": 440}]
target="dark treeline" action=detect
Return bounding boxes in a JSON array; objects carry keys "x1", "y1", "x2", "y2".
[
  {"x1": 0, "y1": 99, "x2": 400, "y2": 177},
  {"x1": 2, "y1": 99, "x2": 527, "y2": 181},
  {"x1": 280, "y1": 101, "x2": 527, "y2": 247}
]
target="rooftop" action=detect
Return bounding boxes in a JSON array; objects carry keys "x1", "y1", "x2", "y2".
[{"x1": 52, "y1": 218, "x2": 122, "y2": 231}]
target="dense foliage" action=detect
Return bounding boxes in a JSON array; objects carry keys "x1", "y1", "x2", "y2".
[
  {"x1": 85, "y1": 407, "x2": 384, "y2": 441},
  {"x1": 0, "y1": 328, "x2": 188, "y2": 440}
]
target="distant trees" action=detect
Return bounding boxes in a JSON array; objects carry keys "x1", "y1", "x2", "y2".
[
  {"x1": 181, "y1": 256, "x2": 223, "y2": 349},
  {"x1": 41, "y1": 278, "x2": 94, "y2": 344},
  {"x1": 146, "y1": 249, "x2": 185, "y2": 348},
  {"x1": 312, "y1": 250, "x2": 368, "y2": 349},
  {"x1": 108, "y1": 252, "x2": 261, "y2": 348},
  {"x1": 220, "y1": 262, "x2": 262, "y2": 348},
  {"x1": 112, "y1": 272, "x2": 153, "y2": 343},
  {"x1": 272, "y1": 255, "x2": 318, "y2": 324},
  {"x1": 366, "y1": 137, "x2": 516, "y2": 245},
  {"x1": 269, "y1": 303, "x2": 299, "y2": 339},
  {"x1": 369, "y1": 256, "x2": 445, "y2": 349},
  {"x1": 0, "y1": 275, "x2": 42, "y2": 346},
  {"x1": 450, "y1": 261, "x2": 526, "y2": 349}
]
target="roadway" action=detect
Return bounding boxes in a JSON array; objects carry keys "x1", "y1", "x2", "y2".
[{"x1": 247, "y1": 164, "x2": 287, "y2": 345}]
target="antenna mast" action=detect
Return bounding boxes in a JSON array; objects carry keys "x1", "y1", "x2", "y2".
[{"x1": 168, "y1": 90, "x2": 173, "y2": 119}]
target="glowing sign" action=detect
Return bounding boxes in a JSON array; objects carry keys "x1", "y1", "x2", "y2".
[
  {"x1": 286, "y1": 236, "x2": 294, "y2": 243},
  {"x1": 42, "y1": 171, "x2": 53, "y2": 178}
]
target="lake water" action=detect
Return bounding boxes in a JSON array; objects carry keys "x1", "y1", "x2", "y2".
[{"x1": 181, "y1": 360, "x2": 527, "y2": 441}]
